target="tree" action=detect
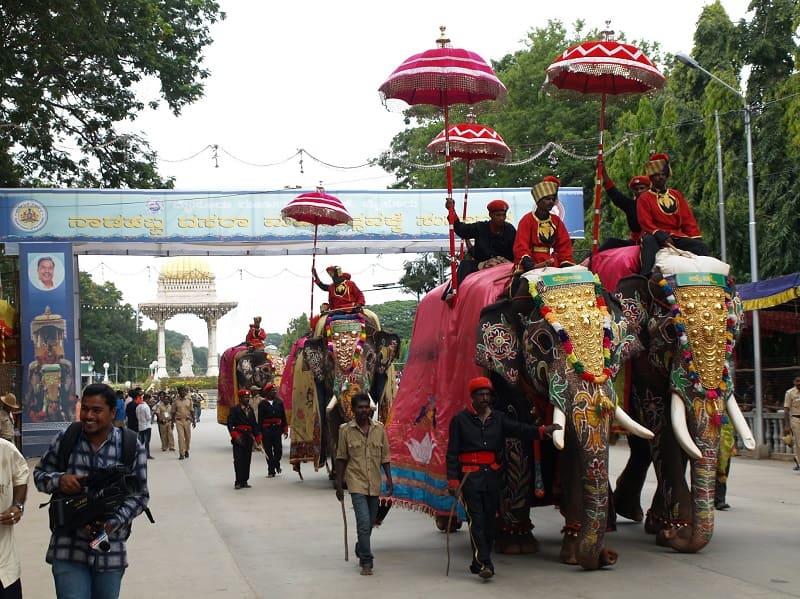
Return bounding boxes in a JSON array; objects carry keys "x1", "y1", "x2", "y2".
[
  {"x1": 279, "y1": 313, "x2": 310, "y2": 356},
  {"x1": 398, "y1": 253, "x2": 448, "y2": 299},
  {"x1": 0, "y1": 1, "x2": 224, "y2": 187}
]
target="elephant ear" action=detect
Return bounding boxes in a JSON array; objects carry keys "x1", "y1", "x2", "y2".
[
  {"x1": 476, "y1": 305, "x2": 522, "y2": 385},
  {"x1": 302, "y1": 337, "x2": 329, "y2": 383},
  {"x1": 374, "y1": 332, "x2": 401, "y2": 374}
]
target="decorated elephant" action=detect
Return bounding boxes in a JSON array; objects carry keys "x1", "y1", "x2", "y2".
[
  {"x1": 595, "y1": 247, "x2": 755, "y2": 553},
  {"x1": 387, "y1": 263, "x2": 651, "y2": 570},
  {"x1": 287, "y1": 309, "x2": 400, "y2": 478},
  {"x1": 216, "y1": 343, "x2": 276, "y2": 426}
]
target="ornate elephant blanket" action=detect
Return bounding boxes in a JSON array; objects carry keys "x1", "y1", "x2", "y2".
[{"x1": 386, "y1": 263, "x2": 514, "y2": 517}]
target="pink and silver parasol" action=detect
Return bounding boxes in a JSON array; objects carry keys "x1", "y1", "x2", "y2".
[
  {"x1": 379, "y1": 26, "x2": 507, "y2": 300},
  {"x1": 281, "y1": 187, "x2": 352, "y2": 317},
  {"x1": 544, "y1": 27, "x2": 665, "y2": 255},
  {"x1": 427, "y1": 113, "x2": 511, "y2": 256}
]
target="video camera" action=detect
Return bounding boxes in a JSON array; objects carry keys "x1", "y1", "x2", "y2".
[{"x1": 48, "y1": 465, "x2": 142, "y2": 533}]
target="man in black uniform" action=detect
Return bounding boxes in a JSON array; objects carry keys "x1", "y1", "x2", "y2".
[
  {"x1": 446, "y1": 198, "x2": 516, "y2": 284},
  {"x1": 257, "y1": 383, "x2": 288, "y2": 477},
  {"x1": 599, "y1": 165, "x2": 649, "y2": 251},
  {"x1": 446, "y1": 376, "x2": 560, "y2": 579},
  {"x1": 227, "y1": 389, "x2": 261, "y2": 489}
]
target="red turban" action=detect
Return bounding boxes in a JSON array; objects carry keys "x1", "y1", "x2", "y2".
[
  {"x1": 531, "y1": 175, "x2": 561, "y2": 201},
  {"x1": 644, "y1": 153, "x2": 672, "y2": 177},
  {"x1": 262, "y1": 383, "x2": 275, "y2": 394},
  {"x1": 468, "y1": 376, "x2": 493, "y2": 394},
  {"x1": 237, "y1": 389, "x2": 250, "y2": 397},
  {"x1": 628, "y1": 175, "x2": 651, "y2": 189},
  {"x1": 486, "y1": 199, "x2": 509, "y2": 213}
]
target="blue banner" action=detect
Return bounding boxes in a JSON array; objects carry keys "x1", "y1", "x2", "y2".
[
  {"x1": 19, "y1": 244, "x2": 78, "y2": 428},
  {"x1": 0, "y1": 187, "x2": 585, "y2": 244}
]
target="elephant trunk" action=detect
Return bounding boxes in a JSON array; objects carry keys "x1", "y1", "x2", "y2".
[
  {"x1": 576, "y1": 448, "x2": 615, "y2": 570},
  {"x1": 661, "y1": 454, "x2": 716, "y2": 553}
]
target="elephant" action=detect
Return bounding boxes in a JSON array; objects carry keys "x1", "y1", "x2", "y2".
[
  {"x1": 475, "y1": 266, "x2": 652, "y2": 569},
  {"x1": 596, "y1": 247, "x2": 756, "y2": 554},
  {"x1": 288, "y1": 310, "x2": 400, "y2": 478},
  {"x1": 216, "y1": 343, "x2": 276, "y2": 426}
]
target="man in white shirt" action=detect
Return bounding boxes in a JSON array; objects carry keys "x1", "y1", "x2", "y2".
[
  {"x1": 136, "y1": 395, "x2": 154, "y2": 460},
  {"x1": 0, "y1": 437, "x2": 29, "y2": 598}
]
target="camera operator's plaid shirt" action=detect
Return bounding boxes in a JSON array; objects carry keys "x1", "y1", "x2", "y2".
[{"x1": 34, "y1": 426, "x2": 149, "y2": 571}]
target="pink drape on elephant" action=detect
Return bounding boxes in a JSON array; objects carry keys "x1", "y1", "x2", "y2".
[{"x1": 386, "y1": 264, "x2": 513, "y2": 516}]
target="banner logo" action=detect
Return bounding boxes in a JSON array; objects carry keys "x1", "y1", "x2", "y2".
[{"x1": 12, "y1": 200, "x2": 48, "y2": 232}]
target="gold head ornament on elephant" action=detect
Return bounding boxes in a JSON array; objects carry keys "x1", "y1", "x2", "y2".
[{"x1": 597, "y1": 246, "x2": 755, "y2": 554}]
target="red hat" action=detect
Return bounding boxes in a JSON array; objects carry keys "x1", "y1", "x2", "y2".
[
  {"x1": 628, "y1": 175, "x2": 651, "y2": 189},
  {"x1": 237, "y1": 389, "x2": 250, "y2": 397},
  {"x1": 468, "y1": 376, "x2": 493, "y2": 394},
  {"x1": 486, "y1": 199, "x2": 509, "y2": 213},
  {"x1": 325, "y1": 265, "x2": 351, "y2": 280},
  {"x1": 262, "y1": 383, "x2": 275, "y2": 394}
]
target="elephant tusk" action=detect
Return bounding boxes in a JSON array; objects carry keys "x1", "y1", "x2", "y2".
[
  {"x1": 726, "y1": 396, "x2": 756, "y2": 450},
  {"x1": 671, "y1": 392, "x2": 702, "y2": 460},
  {"x1": 614, "y1": 406, "x2": 654, "y2": 439},
  {"x1": 552, "y1": 407, "x2": 566, "y2": 450},
  {"x1": 326, "y1": 395, "x2": 338, "y2": 413}
]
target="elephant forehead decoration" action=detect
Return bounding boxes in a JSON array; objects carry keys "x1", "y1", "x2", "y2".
[
  {"x1": 659, "y1": 273, "x2": 736, "y2": 399},
  {"x1": 325, "y1": 315, "x2": 367, "y2": 374},
  {"x1": 540, "y1": 283, "x2": 605, "y2": 375}
]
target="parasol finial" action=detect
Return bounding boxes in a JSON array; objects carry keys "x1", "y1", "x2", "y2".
[
  {"x1": 437, "y1": 26, "x2": 450, "y2": 48},
  {"x1": 316, "y1": 181, "x2": 325, "y2": 194},
  {"x1": 601, "y1": 21, "x2": 615, "y2": 41},
  {"x1": 466, "y1": 108, "x2": 477, "y2": 124}
]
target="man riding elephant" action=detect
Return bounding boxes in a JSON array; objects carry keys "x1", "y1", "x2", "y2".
[{"x1": 312, "y1": 265, "x2": 365, "y2": 312}]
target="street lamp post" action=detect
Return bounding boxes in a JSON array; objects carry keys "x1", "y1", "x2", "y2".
[
  {"x1": 102, "y1": 362, "x2": 110, "y2": 383},
  {"x1": 676, "y1": 52, "x2": 764, "y2": 450}
]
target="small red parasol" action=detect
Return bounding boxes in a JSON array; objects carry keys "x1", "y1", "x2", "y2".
[
  {"x1": 427, "y1": 113, "x2": 511, "y2": 256},
  {"x1": 379, "y1": 26, "x2": 507, "y2": 300},
  {"x1": 281, "y1": 187, "x2": 352, "y2": 318},
  {"x1": 544, "y1": 27, "x2": 665, "y2": 254}
]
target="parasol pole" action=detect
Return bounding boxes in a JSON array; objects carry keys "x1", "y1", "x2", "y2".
[
  {"x1": 592, "y1": 92, "x2": 607, "y2": 255},
  {"x1": 310, "y1": 223, "x2": 318, "y2": 319},
  {"x1": 459, "y1": 158, "x2": 472, "y2": 259},
  {"x1": 444, "y1": 101, "x2": 459, "y2": 297}
]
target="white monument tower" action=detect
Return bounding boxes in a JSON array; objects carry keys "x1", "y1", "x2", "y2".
[{"x1": 139, "y1": 257, "x2": 237, "y2": 379}]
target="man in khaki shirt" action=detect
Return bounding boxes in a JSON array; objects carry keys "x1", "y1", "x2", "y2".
[
  {"x1": 335, "y1": 393, "x2": 393, "y2": 576},
  {"x1": 783, "y1": 375, "x2": 800, "y2": 471},
  {"x1": 154, "y1": 391, "x2": 176, "y2": 452},
  {"x1": 170, "y1": 386, "x2": 196, "y2": 459},
  {"x1": 0, "y1": 393, "x2": 18, "y2": 443}
]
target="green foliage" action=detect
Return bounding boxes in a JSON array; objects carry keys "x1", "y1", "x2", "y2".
[
  {"x1": 279, "y1": 313, "x2": 310, "y2": 356},
  {"x1": 265, "y1": 333, "x2": 284, "y2": 348},
  {"x1": 368, "y1": 300, "x2": 417, "y2": 344},
  {"x1": 0, "y1": 1, "x2": 224, "y2": 187},
  {"x1": 398, "y1": 253, "x2": 449, "y2": 299}
]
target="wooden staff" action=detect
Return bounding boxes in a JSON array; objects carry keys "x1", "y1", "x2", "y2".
[
  {"x1": 445, "y1": 472, "x2": 470, "y2": 576},
  {"x1": 340, "y1": 499, "x2": 349, "y2": 561}
]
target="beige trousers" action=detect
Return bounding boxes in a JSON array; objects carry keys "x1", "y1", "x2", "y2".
[
  {"x1": 790, "y1": 417, "x2": 800, "y2": 467},
  {"x1": 158, "y1": 422, "x2": 175, "y2": 450},
  {"x1": 176, "y1": 419, "x2": 192, "y2": 455}
]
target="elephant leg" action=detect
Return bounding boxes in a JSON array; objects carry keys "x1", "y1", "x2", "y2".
[
  {"x1": 648, "y1": 425, "x2": 692, "y2": 544},
  {"x1": 613, "y1": 433, "x2": 651, "y2": 522},
  {"x1": 494, "y1": 435, "x2": 538, "y2": 555}
]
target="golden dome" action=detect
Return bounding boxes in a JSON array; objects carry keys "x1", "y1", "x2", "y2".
[{"x1": 159, "y1": 257, "x2": 214, "y2": 281}]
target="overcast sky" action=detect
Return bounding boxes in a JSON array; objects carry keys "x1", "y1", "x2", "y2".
[{"x1": 79, "y1": 0, "x2": 753, "y2": 358}]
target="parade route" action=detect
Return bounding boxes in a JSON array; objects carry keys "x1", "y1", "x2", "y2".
[{"x1": 15, "y1": 415, "x2": 800, "y2": 598}]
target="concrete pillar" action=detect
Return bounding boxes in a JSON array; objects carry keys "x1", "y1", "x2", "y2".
[
  {"x1": 157, "y1": 319, "x2": 169, "y2": 379},
  {"x1": 206, "y1": 318, "x2": 219, "y2": 377}
]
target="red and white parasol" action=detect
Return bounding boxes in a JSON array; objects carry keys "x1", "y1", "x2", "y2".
[
  {"x1": 379, "y1": 26, "x2": 507, "y2": 300},
  {"x1": 281, "y1": 187, "x2": 352, "y2": 317},
  {"x1": 427, "y1": 113, "x2": 511, "y2": 256},
  {"x1": 544, "y1": 29, "x2": 665, "y2": 254}
]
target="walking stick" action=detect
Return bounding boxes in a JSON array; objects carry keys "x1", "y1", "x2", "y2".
[
  {"x1": 340, "y1": 499, "x2": 349, "y2": 562},
  {"x1": 445, "y1": 472, "x2": 469, "y2": 576}
]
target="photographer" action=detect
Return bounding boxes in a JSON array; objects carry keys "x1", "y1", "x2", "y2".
[{"x1": 34, "y1": 383, "x2": 149, "y2": 599}]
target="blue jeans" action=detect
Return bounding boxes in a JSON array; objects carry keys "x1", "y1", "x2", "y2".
[
  {"x1": 351, "y1": 493, "x2": 379, "y2": 568},
  {"x1": 52, "y1": 560, "x2": 124, "y2": 599}
]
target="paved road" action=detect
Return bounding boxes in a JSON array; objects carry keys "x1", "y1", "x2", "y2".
[{"x1": 15, "y1": 414, "x2": 800, "y2": 598}]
